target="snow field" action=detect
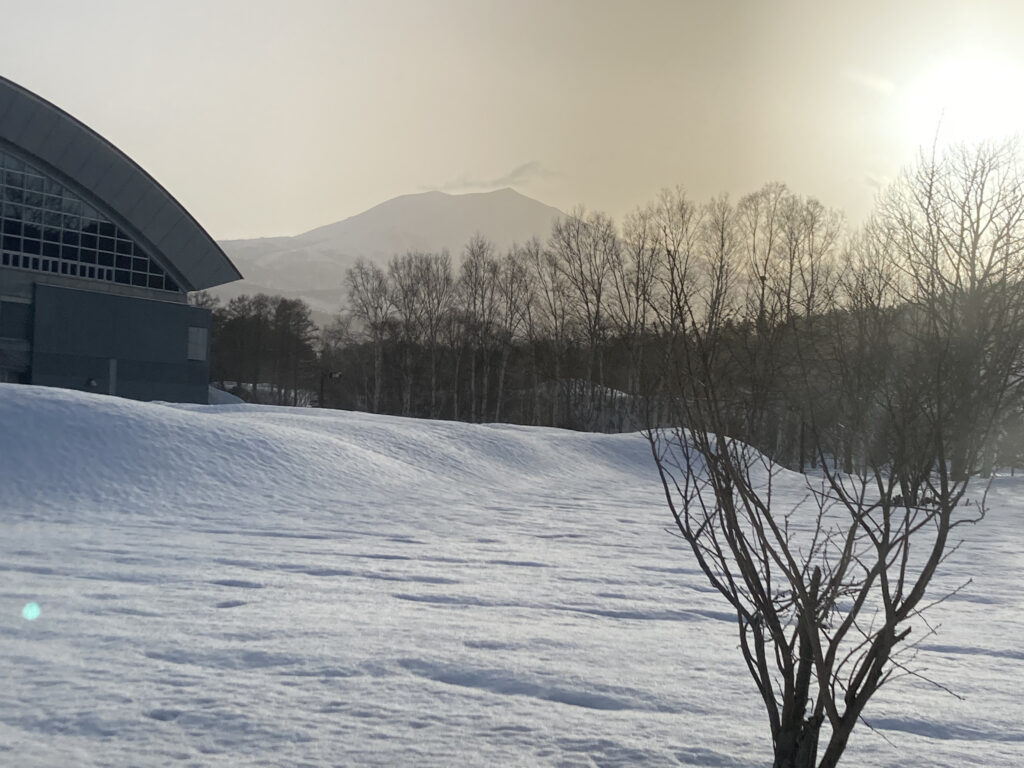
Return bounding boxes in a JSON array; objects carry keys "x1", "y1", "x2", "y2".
[{"x1": 0, "y1": 384, "x2": 1021, "y2": 766}]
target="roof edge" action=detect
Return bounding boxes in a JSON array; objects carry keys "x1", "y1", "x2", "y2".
[{"x1": 0, "y1": 75, "x2": 243, "y2": 290}]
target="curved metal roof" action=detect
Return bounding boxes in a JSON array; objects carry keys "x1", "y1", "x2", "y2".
[{"x1": 0, "y1": 76, "x2": 241, "y2": 291}]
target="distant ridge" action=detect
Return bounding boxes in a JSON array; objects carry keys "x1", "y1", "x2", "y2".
[{"x1": 214, "y1": 188, "x2": 565, "y2": 317}]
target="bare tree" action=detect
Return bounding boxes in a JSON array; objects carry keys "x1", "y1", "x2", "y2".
[
  {"x1": 443, "y1": 294, "x2": 468, "y2": 421},
  {"x1": 344, "y1": 259, "x2": 393, "y2": 413},
  {"x1": 649, "y1": 186, "x2": 704, "y2": 333},
  {"x1": 408, "y1": 251, "x2": 455, "y2": 418},
  {"x1": 648, "y1": 143, "x2": 1024, "y2": 768},
  {"x1": 389, "y1": 253, "x2": 428, "y2": 416},
  {"x1": 493, "y1": 245, "x2": 532, "y2": 422},
  {"x1": 696, "y1": 194, "x2": 741, "y2": 344},
  {"x1": 458, "y1": 234, "x2": 501, "y2": 422},
  {"x1": 550, "y1": 207, "x2": 619, "y2": 426},
  {"x1": 522, "y1": 236, "x2": 572, "y2": 425},
  {"x1": 611, "y1": 204, "x2": 660, "y2": 426},
  {"x1": 188, "y1": 290, "x2": 220, "y2": 310}
]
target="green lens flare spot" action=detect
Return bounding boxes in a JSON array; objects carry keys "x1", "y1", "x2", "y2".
[{"x1": 22, "y1": 602, "x2": 41, "y2": 621}]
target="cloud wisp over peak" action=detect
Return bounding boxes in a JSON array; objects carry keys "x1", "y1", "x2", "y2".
[{"x1": 428, "y1": 161, "x2": 556, "y2": 194}]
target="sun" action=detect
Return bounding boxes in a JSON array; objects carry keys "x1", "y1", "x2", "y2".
[{"x1": 898, "y1": 51, "x2": 1024, "y2": 150}]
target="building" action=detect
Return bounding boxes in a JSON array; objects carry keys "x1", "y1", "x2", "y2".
[{"x1": 0, "y1": 75, "x2": 241, "y2": 403}]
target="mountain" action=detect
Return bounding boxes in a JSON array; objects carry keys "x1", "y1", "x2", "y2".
[{"x1": 213, "y1": 188, "x2": 565, "y2": 316}]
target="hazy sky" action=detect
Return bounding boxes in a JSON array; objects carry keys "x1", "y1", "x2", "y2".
[{"x1": 3, "y1": 0, "x2": 1024, "y2": 240}]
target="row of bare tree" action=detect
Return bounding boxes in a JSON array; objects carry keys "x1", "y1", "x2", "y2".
[
  {"x1": 329, "y1": 163, "x2": 1024, "y2": 476},
  {"x1": 332, "y1": 185, "x2": 837, "y2": 428}
]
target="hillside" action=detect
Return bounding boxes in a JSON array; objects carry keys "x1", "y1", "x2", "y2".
[
  {"x1": 1, "y1": 385, "x2": 1022, "y2": 766},
  {"x1": 215, "y1": 188, "x2": 565, "y2": 315}
]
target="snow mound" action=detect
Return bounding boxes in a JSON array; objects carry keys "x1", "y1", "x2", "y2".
[
  {"x1": 0, "y1": 385, "x2": 656, "y2": 523},
  {"x1": 207, "y1": 385, "x2": 244, "y2": 405}
]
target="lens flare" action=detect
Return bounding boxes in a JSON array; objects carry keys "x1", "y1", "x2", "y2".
[
  {"x1": 899, "y1": 51, "x2": 1024, "y2": 150},
  {"x1": 22, "y1": 602, "x2": 41, "y2": 621}
]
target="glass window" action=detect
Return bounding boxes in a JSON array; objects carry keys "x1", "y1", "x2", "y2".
[{"x1": 0, "y1": 146, "x2": 181, "y2": 292}]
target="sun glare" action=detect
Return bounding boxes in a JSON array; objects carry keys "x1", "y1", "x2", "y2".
[{"x1": 899, "y1": 53, "x2": 1024, "y2": 150}]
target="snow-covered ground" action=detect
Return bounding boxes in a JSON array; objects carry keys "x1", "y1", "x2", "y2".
[{"x1": 0, "y1": 384, "x2": 1021, "y2": 767}]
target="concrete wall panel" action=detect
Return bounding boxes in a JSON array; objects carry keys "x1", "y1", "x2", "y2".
[{"x1": 30, "y1": 284, "x2": 210, "y2": 403}]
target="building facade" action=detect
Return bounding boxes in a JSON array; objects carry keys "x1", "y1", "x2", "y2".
[{"x1": 0, "y1": 75, "x2": 240, "y2": 403}]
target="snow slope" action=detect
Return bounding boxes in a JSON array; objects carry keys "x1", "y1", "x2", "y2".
[{"x1": 0, "y1": 385, "x2": 1021, "y2": 766}]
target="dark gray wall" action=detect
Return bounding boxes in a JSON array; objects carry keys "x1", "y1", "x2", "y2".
[{"x1": 31, "y1": 283, "x2": 210, "y2": 403}]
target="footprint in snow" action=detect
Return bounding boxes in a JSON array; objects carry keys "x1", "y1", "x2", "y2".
[
  {"x1": 209, "y1": 579, "x2": 263, "y2": 589},
  {"x1": 145, "y1": 709, "x2": 181, "y2": 722}
]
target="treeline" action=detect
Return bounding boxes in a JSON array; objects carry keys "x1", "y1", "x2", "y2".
[
  {"x1": 330, "y1": 183, "x2": 836, "y2": 436},
  {"x1": 199, "y1": 141, "x2": 1024, "y2": 475},
  {"x1": 330, "y1": 225, "x2": 656, "y2": 432},
  {"x1": 192, "y1": 292, "x2": 319, "y2": 406}
]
